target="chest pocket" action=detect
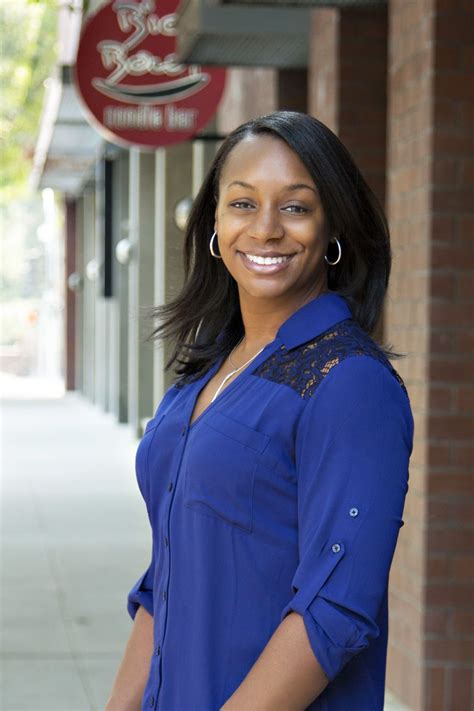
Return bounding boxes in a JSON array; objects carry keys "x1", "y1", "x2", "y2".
[{"x1": 183, "y1": 411, "x2": 270, "y2": 533}]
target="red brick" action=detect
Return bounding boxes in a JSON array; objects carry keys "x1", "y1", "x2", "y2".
[
  {"x1": 461, "y1": 42, "x2": 474, "y2": 70},
  {"x1": 425, "y1": 664, "x2": 448, "y2": 711},
  {"x1": 431, "y1": 300, "x2": 473, "y2": 330},
  {"x1": 431, "y1": 213, "x2": 457, "y2": 243},
  {"x1": 431, "y1": 244, "x2": 474, "y2": 271},
  {"x1": 459, "y1": 157, "x2": 474, "y2": 187},
  {"x1": 449, "y1": 610, "x2": 474, "y2": 636},
  {"x1": 430, "y1": 330, "x2": 456, "y2": 356},
  {"x1": 459, "y1": 214, "x2": 474, "y2": 241},
  {"x1": 428, "y1": 473, "x2": 473, "y2": 497},
  {"x1": 427, "y1": 554, "x2": 451, "y2": 579},
  {"x1": 430, "y1": 357, "x2": 473, "y2": 383},
  {"x1": 428, "y1": 443, "x2": 452, "y2": 468},
  {"x1": 434, "y1": 11, "x2": 474, "y2": 45},
  {"x1": 433, "y1": 130, "x2": 474, "y2": 157},
  {"x1": 454, "y1": 329, "x2": 474, "y2": 354},
  {"x1": 434, "y1": 72, "x2": 474, "y2": 102},
  {"x1": 451, "y1": 444, "x2": 474, "y2": 469},
  {"x1": 432, "y1": 157, "x2": 459, "y2": 187},
  {"x1": 449, "y1": 667, "x2": 473, "y2": 710},
  {"x1": 425, "y1": 637, "x2": 474, "y2": 663},
  {"x1": 429, "y1": 384, "x2": 455, "y2": 412},
  {"x1": 456, "y1": 272, "x2": 474, "y2": 299},
  {"x1": 427, "y1": 499, "x2": 473, "y2": 527},
  {"x1": 453, "y1": 385, "x2": 474, "y2": 413},
  {"x1": 425, "y1": 608, "x2": 450, "y2": 635},
  {"x1": 429, "y1": 413, "x2": 474, "y2": 441},
  {"x1": 428, "y1": 528, "x2": 473, "y2": 554},
  {"x1": 450, "y1": 554, "x2": 474, "y2": 581}
]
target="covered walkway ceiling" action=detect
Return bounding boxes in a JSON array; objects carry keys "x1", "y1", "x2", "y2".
[
  {"x1": 31, "y1": 66, "x2": 103, "y2": 197},
  {"x1": 176, "y1": 0, "x2": 386, "y2": 66}
]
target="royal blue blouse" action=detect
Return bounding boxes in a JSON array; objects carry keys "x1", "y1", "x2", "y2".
[{"x1": 127, "y1": 291, "x2": 414, "y2": 711}]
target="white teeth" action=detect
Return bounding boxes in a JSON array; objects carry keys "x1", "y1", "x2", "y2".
[{"x1": 245, "y1": 254, "x2": 290, "y2": 265}]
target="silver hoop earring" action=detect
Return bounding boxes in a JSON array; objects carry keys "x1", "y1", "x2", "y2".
[
  {"x1": 325, "y1": 237, "x2": 342, "y2": 266},
  {"x1": 209, "y1": 231, "x2": 222, "y2": 259}
]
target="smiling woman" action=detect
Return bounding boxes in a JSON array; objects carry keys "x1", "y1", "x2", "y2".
[
  {"x1": 107, "y1": 112, "x2": 414, "y2": 711},
  {"x1": 213, "y1": 133, "x2": 329, "y2": 306},
  {"x1": 145, "y1": 110, "x2": 394, "y2": 384}
]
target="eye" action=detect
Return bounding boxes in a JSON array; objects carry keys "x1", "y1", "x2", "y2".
[
  {"x1": 282, "y1": 205, "x2": 308, "y2": 214},
  {"x1": 230, "y1": 201, "x2": 254, "y2": 209}
]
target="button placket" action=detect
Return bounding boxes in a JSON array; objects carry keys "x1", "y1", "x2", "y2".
[{"x1": 154, "y1": 420, "x2": 190, "y2": 707}]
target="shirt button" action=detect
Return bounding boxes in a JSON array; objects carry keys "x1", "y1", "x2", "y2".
[
  {"x1": 149, "y1": 697, "x2": 155, "y2": 707},
  {"x1": 331, "y1": 543, "x2": 341, "y2": 553},
  {"x1": 167, "y1": 482, "x2": 173, "y2": 492},
  {"x1": 349, "y1": 507, "x2": 359, "y2": 517},
  {"x1": 162, "y1": 590, "x2": 167, "y2": 601},
  {"x1": 164, "y1": 536, "x2": 169, "y2": 547},
  {"x1": 156, "y1": 645, "x2": 161, "y2": 656},
  {"x1": 181, "y1": 426, "x2": 187, "y2": 437}
]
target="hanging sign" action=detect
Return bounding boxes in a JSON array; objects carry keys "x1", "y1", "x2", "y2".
[{"x1": 74, "y1": 0, "x2": 227, "y2": 149}]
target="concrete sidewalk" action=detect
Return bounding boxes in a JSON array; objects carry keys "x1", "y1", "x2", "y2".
[
  {"x1": 1, "y1": 381, "x2": 151, "y2": 711},
  {"x1": 0, "y1": 376, "x2": 410, "y2": 711}
]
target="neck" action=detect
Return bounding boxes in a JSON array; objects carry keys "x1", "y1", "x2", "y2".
[{"x1": 237, "y1": 280, "x2": 328, "y2": 352}]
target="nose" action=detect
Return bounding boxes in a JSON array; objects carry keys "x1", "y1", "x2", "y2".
[{"x1": 248, "y1": 205, "x2": 285, "y2": 241}]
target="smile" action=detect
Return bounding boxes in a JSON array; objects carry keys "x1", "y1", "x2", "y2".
[
  {"x1": 238, "y1": 251, "x2": 296, "y2": 273},
  {"x1": 246, "y1": 253, "x2": 292, "y2": 265}
]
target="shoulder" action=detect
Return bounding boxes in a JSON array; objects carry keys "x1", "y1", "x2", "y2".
[{"x1": 254, "y1": 318, "x2": 408, "y2": 402}]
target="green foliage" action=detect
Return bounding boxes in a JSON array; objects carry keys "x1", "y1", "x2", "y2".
[{"x1": 0, "y1": 1, "x2": 58, "y2": 199}]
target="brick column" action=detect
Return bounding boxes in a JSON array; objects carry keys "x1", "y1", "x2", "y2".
[
  {"x1": 308, "y1": 6, "x2": 388, "y2": 338},
  {"x1": 387, "y1": 1, "x2": 474, "y2": 709},
  {"x1": 309, "y1": 7, "x2": 387, "y2": 206}
]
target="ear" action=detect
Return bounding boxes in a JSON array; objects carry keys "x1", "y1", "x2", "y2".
[{"x1": 214, "y1": 206, "x2": 219, "y2": 233}]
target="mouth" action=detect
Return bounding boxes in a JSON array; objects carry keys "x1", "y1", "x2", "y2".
[{"x1": 237, "y1": 250, "x2": 297, "y2": 274}]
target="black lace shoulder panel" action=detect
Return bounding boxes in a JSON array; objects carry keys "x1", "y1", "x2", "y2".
[{"x1": 252, "y1": 318, "x2": 407, "y2": 400}]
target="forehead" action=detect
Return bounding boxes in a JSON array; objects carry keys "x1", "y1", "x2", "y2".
[{"x1": 219, "y1": 133, "x2": 314, "y2": 187}]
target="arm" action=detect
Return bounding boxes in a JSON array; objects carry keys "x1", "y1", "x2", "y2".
[
  {"x1": 221, "y1": 611, "x2": 328, "y2": 711},
  {"x1": 105, "y1": 605, "x2": 154, "y2": 711},
  {"x1": 222, "y1": 356, "x2": 413, "y2": 709},
  {"x1": 108, "y1": 550, "x2": 155, "y2": 711}
]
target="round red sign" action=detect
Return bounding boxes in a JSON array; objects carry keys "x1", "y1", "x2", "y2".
[{"x1": 74, "y1": 0, "x2": 227, "y2": 149}]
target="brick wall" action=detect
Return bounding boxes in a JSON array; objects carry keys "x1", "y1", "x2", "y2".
[
  {"x1": 387, "y1": 1, "x2": 474, "y2": 709},
  {"x1": 216, "y1": 68, "x2": 277, "y2": 134},
  {"x1": 308, "y1": 7, "x2": 388, "y2": 348}
]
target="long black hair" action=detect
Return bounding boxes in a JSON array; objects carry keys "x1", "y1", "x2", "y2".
[{"x1": 146, "y1": 110, "x2": 402, "y2": 384}]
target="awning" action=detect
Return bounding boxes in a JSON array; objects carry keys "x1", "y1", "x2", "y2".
[
  {"x1": 176, "y1": 0, "x2": 386, "y2": 67},
  {"x1": 176, "y1": 0, "x2": 310, "y2": 68},
  {"x1": 30, "y1": 65, "x2": 103, "y2": 197}
]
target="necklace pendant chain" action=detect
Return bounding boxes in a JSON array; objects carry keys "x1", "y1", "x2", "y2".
[{"x1": 211, "y1": 340, "x2": 266, "y2": 403}]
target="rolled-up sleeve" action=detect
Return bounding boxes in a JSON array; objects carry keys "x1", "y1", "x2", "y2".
[
  {"x1": 280, "y1": 355, "x2": 414, "y2": 681},
  {"x1": 127, "y1": 546, "x2": 155, "y2": 620}
]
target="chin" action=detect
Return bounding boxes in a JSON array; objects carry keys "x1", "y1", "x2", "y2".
[{"x1": 239, "y1": 279, "x2": 294, "y2": 300}]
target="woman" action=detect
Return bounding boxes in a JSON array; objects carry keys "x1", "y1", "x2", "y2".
[{"x1": 106, "y1": 111, "x2": 414, "y2": 711}]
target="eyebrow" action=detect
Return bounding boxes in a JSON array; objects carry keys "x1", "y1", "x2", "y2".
[{"x1": 226, "y1": 180, "x2": 317, "y2": 195}]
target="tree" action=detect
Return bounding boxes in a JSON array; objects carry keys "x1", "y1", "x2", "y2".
[{"x1": 0, "y1": 1, "x2": 58, "y2": 200}]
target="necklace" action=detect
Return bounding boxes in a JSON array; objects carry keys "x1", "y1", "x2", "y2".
[
  {"x1": 210, "y1": 337, "x2": 266, "y2": 403},
  {"x1": 228, "y1": 336, "x2": 244, "y2": 370}
]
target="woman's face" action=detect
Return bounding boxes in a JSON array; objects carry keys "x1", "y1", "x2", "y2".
[{"x1": 214, "y1": 133, "x2": 330, "y2": 303}]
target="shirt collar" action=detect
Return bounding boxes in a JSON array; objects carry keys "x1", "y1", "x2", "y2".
[{"x1": 275, "y1": 291, "x2": 353, "y2": 351}]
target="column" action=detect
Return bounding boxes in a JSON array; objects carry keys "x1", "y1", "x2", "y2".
[
  {"x1": 387, "y1": 1, "x2": 473, "y2": 709},
  {"x1": 128, "y1": 149, "x2": 155, "y2": 436}
]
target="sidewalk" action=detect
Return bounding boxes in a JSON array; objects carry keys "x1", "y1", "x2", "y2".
[
  {"x1": 1, "y1": 377, "x2": 151, "y2": 711},
  {"x1": 0, "y1": 375, "x2": 411, "y2": 711}
]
